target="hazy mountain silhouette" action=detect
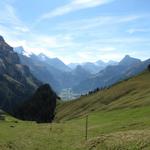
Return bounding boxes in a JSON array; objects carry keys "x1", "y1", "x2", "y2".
[{"x1": 73, "y1": 55, "x2": 150, "y2": 94}]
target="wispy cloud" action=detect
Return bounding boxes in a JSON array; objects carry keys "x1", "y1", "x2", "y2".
[
  {"x1": 52, "y1": 15, "x2": 143, "y2": 35},
  {"x1": 76, "y1": 49, "x2": 124, "y2": 62},
  {"x1": 0, "y1": 1, "x2": 149, "y2": 64},
  {"x1": 0, "y1": 3, "x2": 29, "y2": 33},
  {"x1": 7, "y1": 33, "x2": 77, "y2": 58},
  {"x1": 0, "y1": 2, "x2": 78, "y2": 60},
  {"x1": 0, "y1": 2, "x2": 30, "y2": 50},
  {"x1": 39, "y1": 0, "x2": 113, "y2": 21},
  {"x1": 127, "y1": 28, "x2": 150, "y2": 34}
]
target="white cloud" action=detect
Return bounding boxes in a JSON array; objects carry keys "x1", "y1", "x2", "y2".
[
  {"x1": 77, "y1": 49, "x2": 124, "y2": 62},
  {"x1": 0, "y1": 1, "x2": 149, "y2": 64},
  {"x1": 0, "y1": 3, "x2": 29, "y2": 36},
  {"x1": 127, "y1": 28, "x2": 150, "y2": 34},
  {"x1": 97, "y1": 47, "x2": 116, "y2": 51},
  {"x1": 53, "y1": 14, "x2": 143, "y2": 35},
  {"x1": 6, "y1": 33, "x2": 76, "y2": 58},
  {"x1": 0, "y1": 2, "x2": 77, "y2": 60},
  {"x1": 0, "y1": 2, "x2": 31, "y2": 55},
  {"x1": 26, "y1": 34, "x2": 74, "y2": 52},
  {"x1": 118, "y1": 15, "x2": 141, "y2": 22},
  {"x1": 39, "y1": 0, "x2": 113, "y2": 21},
  {"x1": 89, "y1": 37, "x2": 150, "y2": 45},
  {"x1": 7, "y1": 37, "x2": 57, "y2": 58}
]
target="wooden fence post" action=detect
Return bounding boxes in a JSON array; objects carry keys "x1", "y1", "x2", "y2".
[{"x1": 85, "y1": 115, "x2": 88, "y2": 141}]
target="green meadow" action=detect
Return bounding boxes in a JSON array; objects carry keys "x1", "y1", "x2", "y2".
[{"x1": 0, "y1": 70, "x2": 150, "y2": 150}]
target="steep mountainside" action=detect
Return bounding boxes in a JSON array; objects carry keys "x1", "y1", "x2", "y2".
[
  {"x1": 18, "y1": 53, "x2": 61, "y2": 93},
  {"x1": 0, "y1": 36, "x2": 41, "y2": 114},
  {"x1": 38, "y1": 53, "x2": 71, "y2": 72},
  {"x1": 73, "y1": 55, "x2": 150, "y2": 94},
  {"x1": 56, "y1": 69, "x2": 150, "y2": 121},
  {"x1": 17, "y1": 49, "x2": 92, "y2": 93},
  {"x1": 13, "y1": 46, "x2": 25, "y2": 55},
  {"x1": 14, "y1": 47, "x2": 71, "y2": 72}
]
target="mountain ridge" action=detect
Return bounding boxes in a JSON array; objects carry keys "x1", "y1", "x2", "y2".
[
  {"x1": 0, "y1": 36, "x2": 42, "y2": 114},
  {"x1": 73, "y1": 55, "x2": 150, "y2": 94},
  {"x1": 14, "y1": 46, "x2": 150, "y2": 99}
]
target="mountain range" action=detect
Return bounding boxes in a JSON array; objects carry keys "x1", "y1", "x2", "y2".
[
  {"x1": 14, "y1": 46, "x2": 150, "y2": 98},
  {"x1": 73, "y1": 55, "x2": 150, "y2": 94},
  {"x1": 68, "y1": 60, "x2": 118, "y2": 74},
  {"x1": 14, "y1": 47, "x2": 93, "y2": 93},
  {"x1": 0, "y1": 34, "x2": 150, "y2": 123},
  {"x1": 13, "y1": 47, "x2": 118, "y2": 94}
]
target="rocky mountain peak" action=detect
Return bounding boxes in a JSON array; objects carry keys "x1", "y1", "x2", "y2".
[
  {"x1": 0, "y1": 35, "x2": 20, "y2": 65},
  {"x1": 119, "y1": 55, "x2": 141, "y2": 66},
  {"x1": 0, "y1": 36, "x2": 5, "y2": 42},
  {"x1": 13, "y1": 46, "x2": 25, "y2": 55}
]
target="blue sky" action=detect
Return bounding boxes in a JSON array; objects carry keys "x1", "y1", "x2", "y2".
[{"x1": 0, "y1": 0, "x2": 150, "y2": 64}]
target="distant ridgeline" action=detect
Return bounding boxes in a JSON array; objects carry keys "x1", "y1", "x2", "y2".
[
  {"x1": 0, "y1": 35, "x2": 58, "y2": 123},
  {"x1": 72, "y1": 55, "x2": 150, "y2": 94},
  {"x1": 14, "y1": 46, "x2": 150, "y2": 97}
]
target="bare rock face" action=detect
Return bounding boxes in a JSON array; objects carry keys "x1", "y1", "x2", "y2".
[
  {"x1": 0, "y1": 35, "x2": 41, "y2": 114},
  {"x1": 0, "y1": 36, "x2": 20, "y2": 64},
  {"x1": 16, "y1": 84, "x2": 58, "y2": 123}
]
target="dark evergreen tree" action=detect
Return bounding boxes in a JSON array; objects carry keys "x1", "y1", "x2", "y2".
[
  {"x1": 148, "y1": 64, "x2": 150, "y2": 71},
  {"x1": 15, "y1": 84, "x2": 58, "y2": 123}
]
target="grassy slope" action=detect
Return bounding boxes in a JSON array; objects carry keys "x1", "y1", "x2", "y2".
[
  {"x1": 0, "y1": 70, "x2": 150, "y2": 150},
  {"x1": 0, "y1": 107, "x2": 150, "y2": 150},
  {"x1": 55, "y1": 70, "x2": 150, "y2": 121}
]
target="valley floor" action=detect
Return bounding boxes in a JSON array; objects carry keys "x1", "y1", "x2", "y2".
[{"x1": 0, "y1": 106, "x2": 150, "y2": 150}]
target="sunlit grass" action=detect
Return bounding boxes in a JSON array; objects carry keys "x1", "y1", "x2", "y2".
[{"x1": 0, "y1": 70, "x2": 150, "y2": 149}]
